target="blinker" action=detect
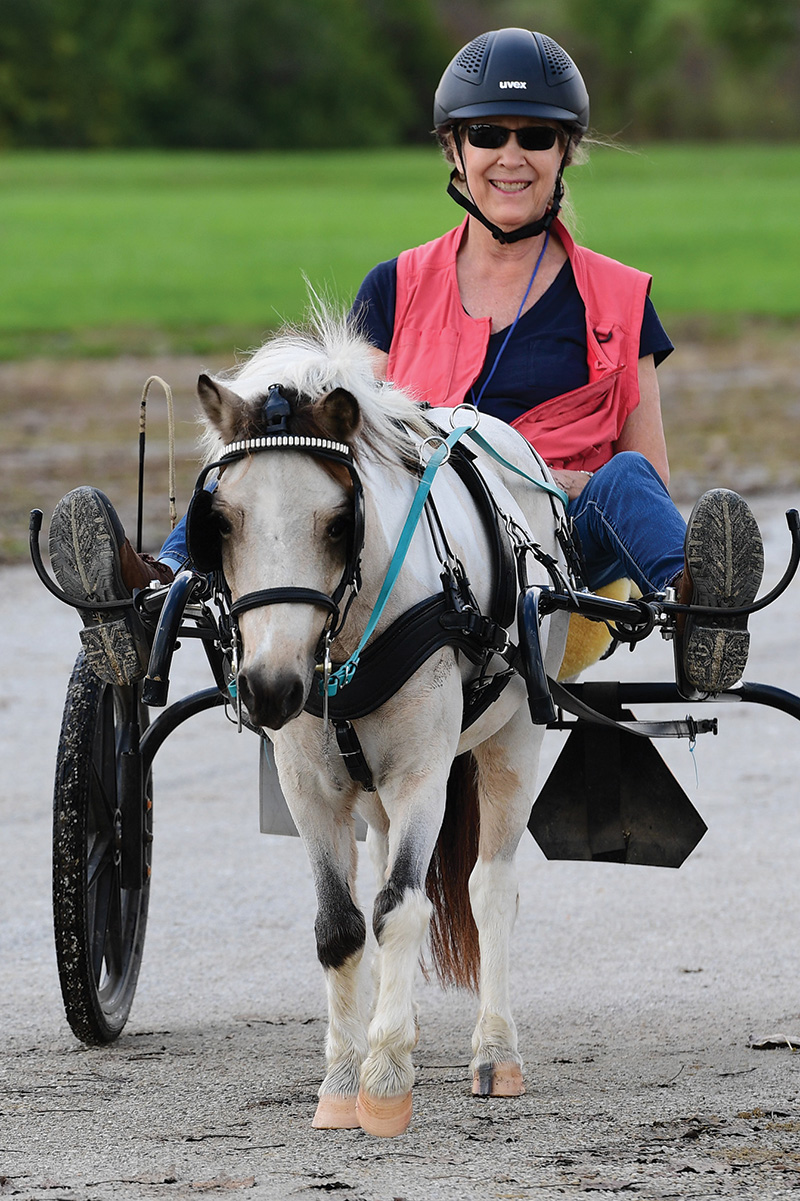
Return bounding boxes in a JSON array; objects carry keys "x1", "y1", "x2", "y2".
[{"x1": 263, "y1": 384, "x2": 292, "y2": 435}]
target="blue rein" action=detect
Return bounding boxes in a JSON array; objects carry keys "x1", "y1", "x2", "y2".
[{"x1": 324, "y1": 411, "x2": 567, "y2": 699}]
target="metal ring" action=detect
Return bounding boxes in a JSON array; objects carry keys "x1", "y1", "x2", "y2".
[
  {"x1": 450, "y1": 403, "x2": 480, "y2": 431},
  {"x1": 419, "y1": 435, "x2": 451, "y2": 467}
]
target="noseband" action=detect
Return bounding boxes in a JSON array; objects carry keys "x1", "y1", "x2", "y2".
[{"x1": 186, "y1": 385, "x2": 365, "y2": 638}]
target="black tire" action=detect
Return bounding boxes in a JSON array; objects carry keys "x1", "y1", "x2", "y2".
[{"x1": 53, "y1": 652, "x2": 152, "y2": 1044}]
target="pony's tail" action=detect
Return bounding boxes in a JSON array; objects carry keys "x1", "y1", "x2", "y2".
[{"x1": 425, "y1": 751, "x2": 480, "y2": 991}]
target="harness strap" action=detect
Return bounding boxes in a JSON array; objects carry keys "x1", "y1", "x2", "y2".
[
  {"x1": 548, "y1": 678, "x2": 717, "y2": 740},
  {"x1": 324, "y1": 414, "x2": 567, "y2": 700},
  {"x1": 448, "y1": 444, "x2": 517, "y2": 630},
  {"x1": 464, "y1": 428, "x2": 568, "y2": 508},
  {"x1": 231, "y1": 587, "x2": 339, "y2": 619},
  {"x1": 333, "y1": 720, "x2": 377, "y2": 792},
  {"x1": 324, "y1": 423, "x2": 471, "y2": 697}
]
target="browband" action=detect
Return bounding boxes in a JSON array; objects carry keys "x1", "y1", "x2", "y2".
[{"x1": 221, "y1": 433, "x2": 353, "y2": 459}]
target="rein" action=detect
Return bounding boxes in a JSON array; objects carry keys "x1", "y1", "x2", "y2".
[{"x1": 323, "y1": 407, "x2": 567, "y2": 699}]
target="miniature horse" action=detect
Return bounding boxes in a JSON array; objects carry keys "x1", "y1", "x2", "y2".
[{"x1": 195, "y1": 313, "x2": 568, "y2": 1136}]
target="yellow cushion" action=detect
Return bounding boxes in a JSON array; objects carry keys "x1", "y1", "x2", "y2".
[{"x1": 557, "y1": 578, "x2": 634, "y2": 681}]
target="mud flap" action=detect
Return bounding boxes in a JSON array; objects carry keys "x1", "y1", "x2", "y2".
[
  {"x1": 529, "y1": 683, "x2": 707, "y2": 868},
  {"x1": 258, "y1": 736, "x2": 367, "y2": 840}
]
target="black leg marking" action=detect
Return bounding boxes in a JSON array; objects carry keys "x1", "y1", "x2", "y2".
[
  {"x1": 474, "y1": 1064, "x2": 493, "y2": 1096},
  {"x1": 372, "y1": 849, "x2": 419, "y2": 944},
  {"x1": 314, "y1": 867, "x2": 366, "y2": 971}
]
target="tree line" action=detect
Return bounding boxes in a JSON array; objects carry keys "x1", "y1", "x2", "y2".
[{"x1": 0, "y1": 0, "x2": 797, "y2": 149}]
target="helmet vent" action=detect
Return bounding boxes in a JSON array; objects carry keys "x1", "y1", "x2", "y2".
[
  {"x1": 539, "y1": 33, "x2": 575, "y2": 80},
  {"x1": 454, "y1": 33, "x2": 490, "y2": 78}
]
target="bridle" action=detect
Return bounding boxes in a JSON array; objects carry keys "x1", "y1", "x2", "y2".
[{"x1": 186, "y1": 385, "x2": 366, "y2": 643}]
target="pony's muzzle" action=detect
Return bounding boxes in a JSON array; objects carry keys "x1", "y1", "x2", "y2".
[{"x1": 237, "y1": 666, "x2": 307, "y2": 730}]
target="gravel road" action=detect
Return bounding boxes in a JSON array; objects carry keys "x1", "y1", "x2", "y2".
[{"x1": 2, "y1": 491, "x2": 799, "y2": 1200}]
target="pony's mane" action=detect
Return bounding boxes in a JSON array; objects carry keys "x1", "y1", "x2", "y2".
[{"x1": 200, "y1": 304, "x2": 431, "y2": 465}]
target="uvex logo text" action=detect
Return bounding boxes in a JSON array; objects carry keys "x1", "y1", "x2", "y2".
[{"x1": 499, "y1": 80, "x2": 527, "y2": 89}]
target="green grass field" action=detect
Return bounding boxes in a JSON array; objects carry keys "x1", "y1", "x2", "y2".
[{"x1": 1, "y1": 143, "x2": 798, "y2": 358}]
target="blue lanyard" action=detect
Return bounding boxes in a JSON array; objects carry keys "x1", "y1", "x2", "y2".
[{"x1": 471, "y1": 231, "x2": 550, "y2": 410}]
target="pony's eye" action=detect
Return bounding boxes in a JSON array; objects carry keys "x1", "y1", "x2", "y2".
[
  {"x1": 214, "y1": 511, "x2": 232, "y2": 538},
  {"x1": 326, "y1": 515, "x2": 351, "y2": 542}
]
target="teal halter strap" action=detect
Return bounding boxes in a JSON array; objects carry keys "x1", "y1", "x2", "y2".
[{"x1": 324, "y1": 413, "x2": 567, "y2": 699}]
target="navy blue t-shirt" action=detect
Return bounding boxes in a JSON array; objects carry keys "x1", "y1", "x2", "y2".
[{"x1": 352, "y1": 257, "x2": 673, "y2": 426}]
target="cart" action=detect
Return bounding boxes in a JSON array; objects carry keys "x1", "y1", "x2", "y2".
[{"x1": 29, "y1": 495, "x2": 800, "y2": 1047}]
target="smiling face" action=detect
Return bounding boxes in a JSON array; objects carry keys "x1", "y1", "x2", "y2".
[{"x1": 452, "y1": 116, "x2": 566, "y2": 234}]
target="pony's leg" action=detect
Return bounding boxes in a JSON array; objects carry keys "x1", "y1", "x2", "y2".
[
  {"x1": 314, "y1": 935, "x2": 366, "y2": 1129},
  {"x1": 282, "y1": 766, "x2": 368, "y2": 1129},
  {"x1": 468, "y1": 709, "x2": 547, "y2": 1097},
  {"x1": 356, "y1": 681, "x2": 459, "y2": 1135},
  {"x1": 356, "y1": 877, "x2": 434, "y2": 1136}
]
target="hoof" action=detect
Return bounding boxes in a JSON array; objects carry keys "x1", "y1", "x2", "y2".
[
  {"x1": 312, "y1": 1093, "x2": 360, "y2": 1129},
  {"x1": 356, "y1": 1089, "x2": 412, "y2": 1137},
  {"x1": 472, "y1": 1062, "x2": 525, "y2": 1097}
]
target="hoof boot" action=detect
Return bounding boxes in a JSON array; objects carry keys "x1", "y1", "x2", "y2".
[
  {"x1": 356, "y1": 1089, "x2": 412, "y2": 1137},
  {"x1": 472, "y1": 1062, "x2": 525, "y2": 1096},
  {"x1": 312, "y1": 1093, "x2": 360, "y2": 1129}
]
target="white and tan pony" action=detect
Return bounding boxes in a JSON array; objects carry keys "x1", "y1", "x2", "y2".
[{"x1": 194, "y1": 310, "x2": 569, "y2": 1136}]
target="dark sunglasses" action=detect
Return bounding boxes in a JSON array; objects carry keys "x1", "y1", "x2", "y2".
[{"x1": 465, "y1": 124, "x2": 558, "y2": 152}]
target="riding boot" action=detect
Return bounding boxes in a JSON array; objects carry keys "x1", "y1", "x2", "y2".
[
  {"x1": 49, "y1": 486, "x2": 174, "y2": 686},
  {"x1": 673, "y1": 488, "x2": 764, "y2": 698}
]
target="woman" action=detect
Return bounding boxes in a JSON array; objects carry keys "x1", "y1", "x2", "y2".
[
  {"x1": 351, "y1": 26, "x2": 764, "y2": 697},
  {"x1": 49, "y1": 28, "x2": 763, "y2": 698}
]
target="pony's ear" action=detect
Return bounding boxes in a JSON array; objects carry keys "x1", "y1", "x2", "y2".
[
  {"x1": 197, "y1": 373, "x2": 243, "y2": 444},
  {"x1": 318, "y1": 388, "x2": 361, "y2": 443}
]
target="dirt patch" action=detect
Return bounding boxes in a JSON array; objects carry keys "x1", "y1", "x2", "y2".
[
  {"x1": 2, "y1": 330, "x2": 800, "y2": 562},
  {"x1": 0, "y1": 354, "x2": 213, "y2": 561},
  {"x1": 658, "y1": 326, "x2": 800, "y2": 501}
]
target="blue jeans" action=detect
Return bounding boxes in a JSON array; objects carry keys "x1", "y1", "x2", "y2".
[
  {"x1": 159, "y1": 479, "x2": 218, "y2": 572},
  {"x1": 567, "y1": 451, "x2": 685, "y2": 595},
  {"x1": 159, "y1": 451, "x2": 686, "y2": 595},
  {"x1": 158, "y1": 514, "x2": 191, "y2": 574}
]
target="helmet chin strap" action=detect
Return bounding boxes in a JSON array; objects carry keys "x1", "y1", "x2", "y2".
[{"x1": 449, "y1": 128, "x2": 570, "y2": 245}]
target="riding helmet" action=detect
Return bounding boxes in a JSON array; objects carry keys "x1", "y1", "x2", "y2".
[{"x1": 433, "y1": 28, "x2": 589, "y2": 135}]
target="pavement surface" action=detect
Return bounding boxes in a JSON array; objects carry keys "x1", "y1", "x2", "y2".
[{"x1": 2, "y1": 491, "x2": 800, "y2": 1200}]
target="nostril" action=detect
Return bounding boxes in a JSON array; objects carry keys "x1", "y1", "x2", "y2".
[
  {"x1": 235, "y1": 668, "x2": 307, "y2": 730},
  {"x1": 236, "y1": 670, "x2": 256, "y2": 714},
  {"x1": 282, "y1": 677, "x2": 305, "y2": 722}
]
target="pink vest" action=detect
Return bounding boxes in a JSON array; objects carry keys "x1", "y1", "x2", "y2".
[{"x1": 387, "y1": 217, "x2": 652, "y2": 472}]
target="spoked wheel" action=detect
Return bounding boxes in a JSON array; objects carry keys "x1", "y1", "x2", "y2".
[{"x1": 53, "y1": 652, "x2": 153, "y2": 1044}]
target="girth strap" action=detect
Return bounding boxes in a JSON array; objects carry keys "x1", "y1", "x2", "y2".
[{"x1": 333, "y1": 720, "x2": 378, "y2": 792}]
